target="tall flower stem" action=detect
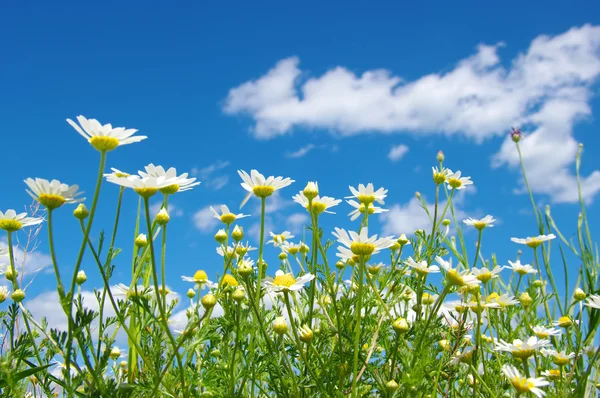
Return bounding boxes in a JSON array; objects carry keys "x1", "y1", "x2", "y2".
[
  {"x1": 351, "y1": 255, "x2": 366, "y2": 398},
  {"x1": 255, "y1": 197, "x2": 266, "y2": 304},
  {"x1": 472, "y1": 229, "x2": 483, "y2": 269}
]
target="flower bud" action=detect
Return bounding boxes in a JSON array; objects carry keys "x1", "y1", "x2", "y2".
[
  {"x1": 201, "y1": 294, "x2": 217, "y2": 309},
  {"x1": 299, "y1": 243, "x2": 309, "y2": 255},
  {"x1": 422, "y1": 293, "x2": 435, "y2": 305},
  {"x1": 386, "y1": 380, "x2": 399, "y2": 392},
  {"x1": 397, "y1": 234, "x2": 410, "y2": 246},
  {"x1": 75, "y1": 270, "x2": 87, "y2": 285},
  {"x1": 335, "y1": 260, "x2": 345, "y2": 270},
  {"x1": 0, "y1": 287, "x2": 9, "y2": 303},
  {"x1": 303, "y1": 182, "x2": 319, "y2": 200},
  {"x1": 392, "y1": 318, "x2": 409, "y2": 334},
  {"x1": 231, "y1": 225, "x2": 244, "y2": 241},
  {"x1": 519, "y1": 292, "x2": 533, "y2": 307},
  {"x1": 155, "y1": 208, "x2": 170, "y2": 226},
  {"x1": 214, "y1": 229, "x2": 227, "y2": 244},
  {"x1": 299, "y1": 325, "x2": 313, "y2": 343},
  {"x1": 436, "y1": 150, "x2": 445, "y2": 162},
  {"x1": 134, "y1": 234, "x2": 148, "y2": 248},
  {"x1": 232, "y1": 288, "x2": 245, "y2": 302},
  {"x1": 273, "y1": 316, "x2": 288, "y2": 335},
  {"x1": 109, "y1": 347, "x2": 121, "y2": 360},
  {"x1": 237, "y1": 262, "x2": 253, "y2": 277},
  {"x1": 368, "y1": 264, "x2": 383, "y2": 275},
  {"x1": 73, "y1": 204, "x2": 89, "y2": 220},
  {"x1": 5, "y1": 267, "x2": 17, "y2": 281},
  {"x1": 557, "y1": 316, "x2": 573, "y2": 328},
  {"x1": 11, "y1": 289, "x2": 25, "y2": 302},
  {"x1": 438, "y1": 339, "x2": 450, "y2": 351},
  {"x1": 532, "y1": 280, "x2": 544, "y2": 288},
  {"x1": 573, "y1": 288, "x2": 586, "y2": 301},
  {"x1": 186, "y1": 289, "x2": 196, "y2": 299},
  {"x1": 442, "y1": 219, "x2": 451, "y2": 227},
  {"x1": 511, "y1": 127, "x2": 522, "y2": 143},
  {"x1": 278, "y1": 252, "x2": 288, "y2": 261}
]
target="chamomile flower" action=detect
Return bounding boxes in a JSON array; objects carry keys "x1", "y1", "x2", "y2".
[
  {"x1": 268, "y1": 231, "x2": 294, "y2": 246},
  {"x1": 238, "y1": 169, "x2": 294, "y2": 208},
  {"x1": 210, "y1": 205, "x2": 250, "y2": 225},
  {"x1": 488, "y1": 293, "x2": 519, "y2": 308},
  {"x1": 405, "y1": 257, "x2": 440, "y2": 276},
  {"x1": 292, "y1": 192, "x2": 341, "y2": 215},
  {"x1": 506, "y1": 260, "x2": 537, "y2": 276},
  {"x1": 24, "y1": 178, "x2": 85, "y2": 210},
  {"x1": 66, "y1": 115, "x2": 146, "y2": 152},
  {"x1": 106, "y1": 175, "x2": 176, "y2": 198},
  {"x1": 446, "y1": 170, "x2": 473, "y2": 190},
  {"x1": 463, "y1": 215, "x2": 496, "y2": 230},
  {"x1": 112, "y1": 284, "x2": 153, "y2": 299},
  {"x1": 181, "y1": 270, "x2": 216, "y2": 288},
  {"x1": 584, "y1": 294, "x2": 600, "y2": 310},
  {"x1": 532, "y1": 326, "x2": 562, "y2": 339},
  {"x1": 495, "y1": 337, "x2": 550, "y2": 359},
  {"x1": 540, "y1": 349, "x2": 576, "y2": 366},
  {"x1": 346, "y1": 200, "x2": 388, "y2": 221},
  {"x1": 103, "y1": 168, "x2": 130, "y2": 179},
  {"x1": 511, "y1": 234, "x2": 556, "y2": 248},
  {"x1": 0, "y1": 209, "x2": 43, "y2": 232},
  {"x1": 346, "y1": 183, "x2": 387, "y2": 205},
  {"x1": 216, "y1": 245, "x2": 236, "y2": 258},
  {"x1": 502, "y1": 365, "x2": 549, "y2": 397},
  {"x1": 262, "y1": 270, "x2": 315, "y2": 293},
  {"x1": 471, "y1": 266, "x2": 503, "y2": 283},
  {"x1": 436, "y1": 256, "x2": 480, "y2": 286},
  {"x1": 138, "y1": 164, "x2": 200, "y2": 194},
  {"x1": 332, "y1": 227, "x2": 395, "y2": 260}
]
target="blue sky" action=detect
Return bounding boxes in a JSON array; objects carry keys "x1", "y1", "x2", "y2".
[{"x1": 1, "y1": 1, "x2": 600, "y2": 323}]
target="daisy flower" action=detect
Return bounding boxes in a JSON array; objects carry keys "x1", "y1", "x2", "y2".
[
  {"x1": 238, "y1": 169, "x2": 294, "y2": 208},
  {"x1": 24, "y1": 178, "x2": 84, "y2": 210},
  {"x1": 210, "y1": 205, "x2": 250, "y2": 225},
  {"x1": 511, "y1": 234, "x2": 556, "y2": 248},
  {"x1": 346, "y1": 200, "x2": 388, "y2": 221},
  {"x1": 471, "y1": 266, "x2": 503, "y2": 283},
  {"x1": 234, "y1": 242, "x2": 256, "y2": 256},
  {"x1": 216, "y1": 245, "x2": 236, "y2": 258},
  {"x1": 138, "y1": 164, "x2": 200, "y2": 194},
  {"x1": 292, "y1": 192, "x2": 341, "y2": 215},
  {"x1": 0, "y1": 209, "x2": 44, "y2": 232},
  {"x1": 67, "y1": 115, "x2": 146, "y2": 152},
  {"x1": 463, "y1": 215, "x2": 495, "y2": 231},
  {"x1": 346, "y1": 183, "x2": 387, "y2": 205},
  {"x1": 506, "y1": 260, "x2": 537, "y2": 276},
  {"x1": 584, "y1": 294, "x2": 600, "y2": 310},
  {"x1": 488, "y1": 293, "x2": 519, "y2": 308},
  {"x1": 106, "y1": 174, "x2": 176, "y2": 198},
  {"x1": 495, "y1": 336, "x2": 550, "y2": 359},
  {"x1": 446, "y1": 170, "x2": 473, "y2": 190},
  {"x1": 181, "y1": 270, "x2": 217, "y2": 288},
  {"x1": 541, "y1": 369, "x2": 561, "y2": 381},
  {"x1": 436, "y1": 256, "x2": 480, "y2": 286},
  {"x1": 540, "y1": 349, "x2": 576, "y2": 366},
  {"x1": 532, "y1": 326, "x2": 562, "y2": 339},
  {"x1": 502, "y1": 364, "x2": 549, "y2": 397},
  {"x1": 405, "y1": 257, "x2": 440, "y2": 276},
  {"x1": 332, "y1": 227, "x2": 394, "y2": 260},
  {"x1": 268, "y1": 231, "x2": 294, "y2": 246},
  {"x1": 112, "y1": 283, "x2": 153, "y2": 299},
  {"x1": 262, "y1": 270, "x2": 315, "y2": 293},
  {"x1": 103, "y1": 168, "x2": 130, "y2": 179},
  {"x1": 553, "y1": 316, "x2": 578, "y2": 328}
]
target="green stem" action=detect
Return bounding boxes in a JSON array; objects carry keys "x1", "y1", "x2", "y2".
[
  {"x1": 255, "y1": 197, "x2": 266, "y2": 304},
  {"x1": 351, "y1": 255, "x2": 366, "y2": 398}
]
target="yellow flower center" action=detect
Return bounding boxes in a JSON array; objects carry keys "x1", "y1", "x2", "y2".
[
  {"x1": 487, "y1": 292, "x2": 500, "y2": 302},
  {"x1": 221, "y1": 274, "x2": 238, "y2": 287},
  {"x1": 159, "y1": 184, "x2": 180, "y2": 195},
  {"x1": 510, "y1": 377, "x2": 535, "y2": 393},
  {"x1": 193, "y1": 270, "x2": 208, "y2": 282},
  {"x1": 557, "y1": 316, "x2": 572, "y2": 328},
  {"x1": 553, "y1": 356, "x2": 569, "y2": 366},
  {"x1": 350, "y1": 242, "x2": 376, "y2": 257},
  {"x1": 253, "y1": 185, "x2": 275, "y2": 198},
  {"x1": 220, "y1": 213, "x2": 237, "y2": 225},
  {"x1": 454, "y1": 304, "x2": 467, "y2": 313},
  {"x1": 447, "y1": 178, "x2": 462, "y2": 189},
  {"x1": 525, "y1": 238, "x2": 542, "y2": 248},
  {"x1": 357, "y1": 194, "x2": 376, "y2": 205},
  {"x1": 433, "y1": 172, "x2": 447, "y2": 185},
  {"x1": 134, "y1": 187, "x2": 158, "y2": 198},
  {"x1": 446, "y1": 270, "x2": 466, "y2": 286},
  {"x1": 38, "y1": 194, "x2": 66, "y2": 210},
  {"x1": 115, "y1": 172, "x2": 129, "y2": 178},
  {"x1": 477, "y1": 271, "x2": 493, "y2": 283},
  {"x1": 422, "y1": 293, "x2": 435, "y2": 305},
  {"x1": 516, "y1": 268, "x2": 529, "y2": 276},
  {"x1": 535, "y1": 331, "x2": 549, "y2": 338},
  {"x1": 287, "y1": 246, "x2": 299, "y2": 255},
  {"x1": 472, "y1": 221, "x2": 487, "y2": 231},
  {"x1": 0, "y1": 219, "x2": 23, "y2": 232},
  {"x1": 358, "y1": 203, "x2": 375, "y2": 215},
  {"x1": 89, "y1": 136, "x2": 120, "y2": 152},
  {"x1": 273, "y1": 274, "x2": 297, "y2": 288},
  {"x1": 309, "y1": 201, "x2": 327, "y2": 215},
  {"x1": 512, "y1": 345, "x2": 535, "y2": 360},
  {"x1": 547, "y1": 369, "x2": 561, "y2": 380}
]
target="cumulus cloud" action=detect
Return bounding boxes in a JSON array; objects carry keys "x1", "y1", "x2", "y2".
[
  {"x1": 192, "y1": 205, "x2": 219, "y2": 232},
  {"x1": 224, "y1": 25, "x2": 600, "y2": 203},
  {"x1": 193, "y1": 161, "x2": 230, "y2": 190},
  {"x1": 388, "y1": 144, "x2": 409, "y2": 162},
  {"x1": 285, "y1": 212, "x2": 309, "y2": 234}
]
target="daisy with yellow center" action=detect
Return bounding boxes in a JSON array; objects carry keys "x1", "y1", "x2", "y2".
[
  {"x1": 106, "y1": 174, "x2": 177, "y2": 198},
  {"x1": 487, "y1": 293, "x2": 519, "y2": 308},
  {"x1": 262, "y1": 270, "x2": 315, "y2": 293},
  {"x1": 405, "y1": 257, "x2": 440, "y2": 276},
  {"x1": 292, "y1": 192, "x2": 341, "y2": 215},
  {"x1": 346, "y1": 200, "x2": 389, "y2": 221},
  {"x1": 494, "y1": 336, "x2": 550, "y2": 360},
  {"x1": 553, "y1": 316, "x2": 575, "y2": 328},
  {"x1": 238, "y1": 169, "x2": 294, "y2": 208},
  {"x1": 540, "y1": 349, "x2": 575, "y2": 366},
  {"x1": 138, "y1": 164, "x2": 200, "y2": 194},
  {"x1": 346, "y1": 183, "x2": 387, "y2": 205},
  {"x1": 506, "y1": 260, "x2": 538, "y2": 276},
  {"x1": 471, "y1": 266, "x2": 503, "y2": 283},
  {"x1": 0, "y1": 209, "x2": 43, "y2": 232},
  {"x1": 446, "y1": 170, "x2": 473, "y2": 190},
  {"x1": 210, "y1": 205, "x2": 249, "y2": 225},
  {"x1": 25, "y1": 178, "x2": 85, "y2": 210},
  {"x1": 332, "y1": 227, "x2": 394, "y2": 261},
  {"x1": 67, "y1": 115, "x2": 146, "y2": 152},
  {"x1": 432, "y1": 166, "x2": 452, "y2": 185},
  {"x1": 436, "y1": 256, "x2": 480, "y2": 287},
  {"x1": 511, "y1": 234, "x2": 556, "y2": 248},
  {"x1": 502, "y1": 365, "x2": 549, "y2": 397},
  {"x1": 220, "y1": 274, "x2": 239, "y2": 288},
  {"x1": 532, "y1": 326, "x2": 562, "y2": 339},
  {"x1": 268, "y1": 231, "x2": 294, "y2": 247},
  {"x1": 181, "y1": 270, "x2": 217, "y2": 288},
  {"x1": 541, "y1": 369, "x2": 561, "y2": 381},
  {"x1": 463, "y1": 215, "x2": 495, "y2": 231},
  {"x1": 112, "y1": 283, "x2": 153, "y2": 300}
]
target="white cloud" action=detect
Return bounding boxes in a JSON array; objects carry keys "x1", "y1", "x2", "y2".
[
  {"x1": 192, "y1": 206, "x2": 219, "y2": 232},
  {"x1": 285, "y1": 212, "x2": 309, "y2": 234},
  {"x1": 286, "y1": 144, "x2": 315, "y2": 158},
  {"x1": 388, "y1": 144, "x2": 409, "y2": 162},
  {"x1": 224, "y1": 25, "x2": 600, "y2": 203},
  {"x1": 210, "y1": 175, "x2": 229, "y2": 191},
  {"x1": 193, "y1": 161, "x2": 230, "y2": 190},
  {"x1": 150, "y1": 202, "x2": 183, "y2": 217}
]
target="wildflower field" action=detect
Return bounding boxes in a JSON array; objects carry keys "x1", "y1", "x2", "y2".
[{"x1": 0, "y1": 117, "x2": 599, "y2": 398}]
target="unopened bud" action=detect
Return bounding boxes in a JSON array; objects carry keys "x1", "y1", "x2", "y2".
[
  {"x1": 11, "y1": 289, "x2": 25, "y2": 302},
  {"x1": 214, "y1": 229, "x2": 227, "y2": 244},
  {"x1": 573, "y1": 288, "x2": 586, "y2": 301},
  {"x1": 186, "y1": 289, "x2": 196, "y2": 299},
  {"x1": 273, "y1": 316, "x2": 288, "y2": 335},
  {"x1": 75, "y1": 270, "x2": 87, "y2": 285},
  {"x1": 299, "y1": 325, "x2": 313, "y2": 343},
  {"x1": 134, "y1": 234, "x2": 148, "y2": 248},
  {"x1": 232, "y1": 288, "x2": 245, "y2": 302},
  {"x1": 303, "y1": 182, "x2": 319, "y2": 200},
  {"x1": 436, "y1": 150, "x2": 445, "y2": 162},
  {"x1": 155, "y1": 208, "x2": 170, "y2": 225},
  {"x1": 392, "y1": 318, "x2": 409, "y2": 334},
  {"x1": 201, "y1": 294, "x2": 217, "y2": 309},
  {"x1": 519, "y1": 292, "x2": 533, "y2": 307},
  {"x1": 73, "y1": 204, "x2": 89, "y2": 220},
  {"x1": 232, "y1": 225, "x2": 244, "y2": 241},
  {"x1": 109, "y1": 347, "x2": 121, "y2": 360}
]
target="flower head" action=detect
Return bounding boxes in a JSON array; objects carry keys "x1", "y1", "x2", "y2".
[
  {"x1": 511, "y1": 234, "x2": 556, "y2": 249},
  {"x1": 495, "y1": 336, "x2": 550, "y2": 359},
  {"x1": 540, "y1": 349, "x2": 575, "y2": 366},
  {"x1": 446, "y1": 170, "x2": 473, "y2": 190},
  {"x1": 263, "y1": 270, "x2": 315, "y2": 293},
  {"x1": 211, "y1": 205, "x2": 249, "y2": 225},
  {"x1": 532, "y1": 326, "x2": 562, "y2": 339},
  {"x1": 584, "y1": 294, "x2": 600, "y2": 310},
  {"x1": 293, "y1": 192, "x2": 341, "y2": 215},
  {"x1": 502, "y1": 364, "x2": 548, "y2": 397},
  {"x1": 405, "y1": 257, "x2": 440, "y2": 276},
  {"x1": 463, "y1": 215, "x2": 495, "y2": 230},
  {"x1": 67, "y1": 115, "x2": 146, "y2": 152},
  {"x1": 506, "y1": 260, "x2": 537, "y2": 276},
  {"x1": 346, "y1": 183, "x2": 387, "y2": 205},
  {"x1": 105, "y1": 174, "x2": 176, "y2": 198},
  {"x1": 25, "y1": 178, "x2": 84, "y2": 209},
  {"x1": 346, "y1": 200, "x2": 388, "y2": 221},
  {"x1": 181, "y1": 270, "x2": 216, "y2": 288},
  {"x1": 138, "y1": 164, "x2": 200, "y2": 194},
  {"x1": 238, "y1": 170, "x2": 294, "y2": 208},
  {"x1": 511, "y1": 127, "x2": 523, "y2": 143},
  {"x1": 0, "y1": 209, "x2": 43, "y2": 232},
  {"x1": 268, "y1": 231, "x2": 294, "y2": 247},
  {"x1": 436, "y1": 256, "x2": 480, "y2": 286},
  {"x1": 472, "y1": 266, "x2": 503, "y2": 283},
  {"x1": 332, "y1": 227, "x2": 394, "y2": 261}
]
